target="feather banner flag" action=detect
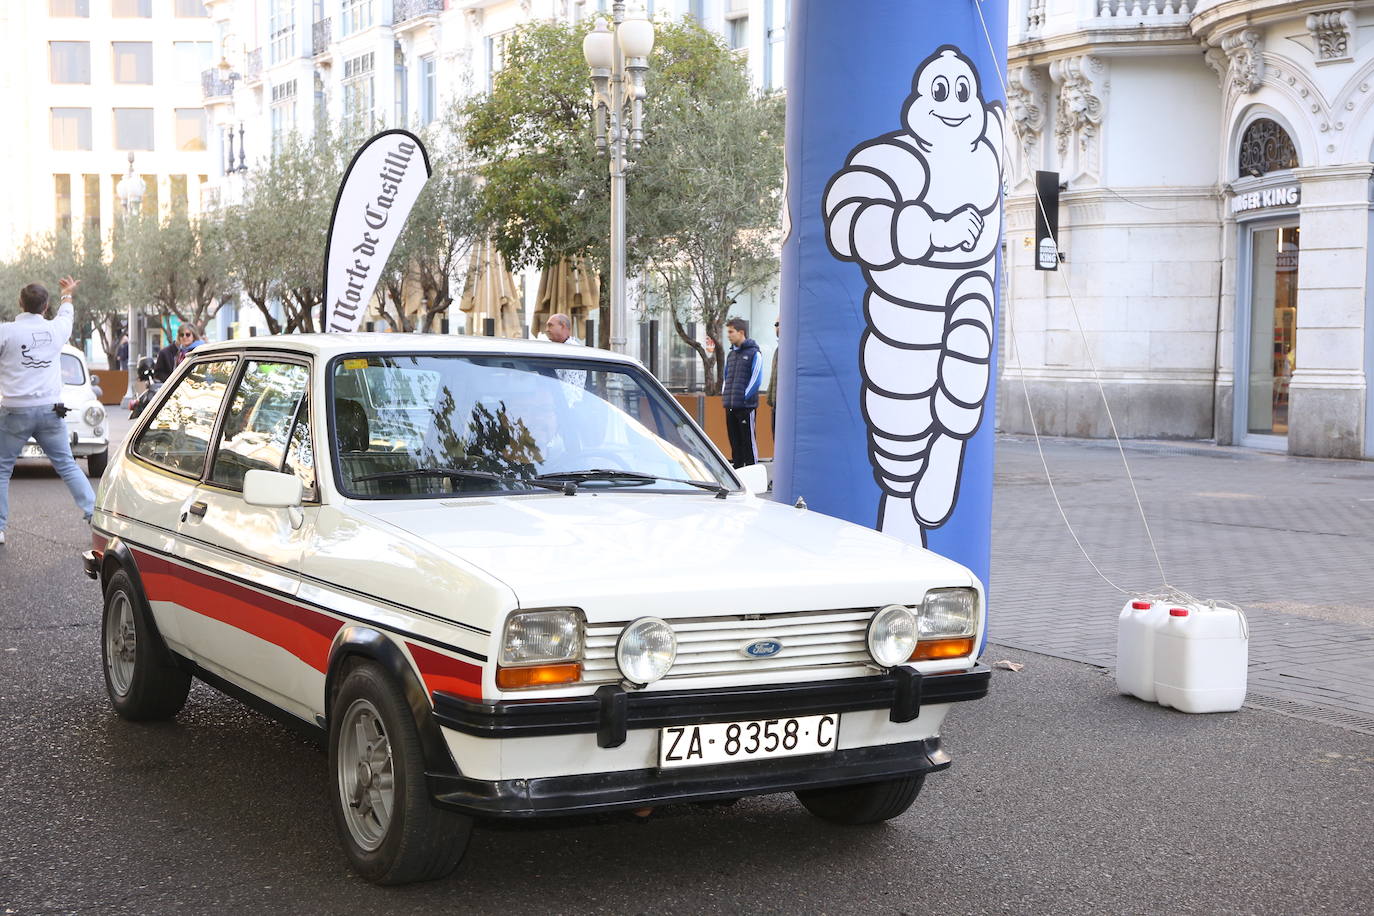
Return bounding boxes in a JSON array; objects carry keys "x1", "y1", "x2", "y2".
[{"x1": 322, "y1": 129, "x2": 433, "y2": 332}]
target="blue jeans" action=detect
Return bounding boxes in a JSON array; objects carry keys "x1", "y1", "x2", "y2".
[{"x1": 0, "y1": 406, "x2": 96, "y2": 532}]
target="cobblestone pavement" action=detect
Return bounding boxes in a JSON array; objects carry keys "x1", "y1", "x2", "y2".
[{"x1": 990, "y1": 434, "x2": 1374, "y2": 734}]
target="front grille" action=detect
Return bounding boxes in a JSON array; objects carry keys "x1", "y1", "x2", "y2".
[{"x1": 584, "y1": 609, "x2": 876, "y2": 684}]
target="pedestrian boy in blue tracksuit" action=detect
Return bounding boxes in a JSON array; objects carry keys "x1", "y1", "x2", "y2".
[{"x1": 721, "y1": 317, "x2": 762, "y2": 468}]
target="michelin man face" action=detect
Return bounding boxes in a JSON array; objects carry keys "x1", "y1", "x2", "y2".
[{"x1": 903, "y1": 49, "x2": 984, "y2": 147}]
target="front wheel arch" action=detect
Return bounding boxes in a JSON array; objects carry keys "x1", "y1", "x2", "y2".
[{"x1": 325, "y1": 627, "x2": 459, "y2": 779}]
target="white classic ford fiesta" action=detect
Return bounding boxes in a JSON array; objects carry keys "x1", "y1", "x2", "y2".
[{"x1": 86, "y1": 333, "x2": 990, "y2": 885}]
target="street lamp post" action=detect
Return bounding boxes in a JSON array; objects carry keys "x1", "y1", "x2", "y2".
[
  {"x1": 583, "y1": 3, "x2": 654, "y2": 354},
  {"x1": 115, "y1": 153, "x2": 146, "y2": 407}
]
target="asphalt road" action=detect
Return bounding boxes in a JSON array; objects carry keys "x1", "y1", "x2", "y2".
[{"x1": 2, "y1": 436, "x2": 1373, "y2": 914}]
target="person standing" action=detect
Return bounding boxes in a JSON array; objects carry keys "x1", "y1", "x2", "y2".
[
  {"x1": 174, "y1": 323, "x2": 205, "y2": 366},
  {"x1": 721, "y1": 317, "x2": 762, "y2": 468},
  {"x1": 0, "y1": 277, "x2": 97, "y2": 545},
  {"x1": 767, "y1": 318, "x2": 780, "y2": 439},
  {"x1": 544, "y1": 313, "x2": 582, "y2": 346},
  {"x1": 116, "y1": 334, "x2": 129, "y2": 370}
]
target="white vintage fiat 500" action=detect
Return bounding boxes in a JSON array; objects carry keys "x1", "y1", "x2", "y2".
[{"x1": 86, "y1": 334, "x2": 989, "y2": 885}]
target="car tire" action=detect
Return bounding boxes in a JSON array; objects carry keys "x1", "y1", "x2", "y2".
[
  {"x1": 328, "y1": 661, "x2": 473, "y2": 885},
  {"x1": 101, "y1": 568, "x2": 191, "y2": 720},
  {"x1": 87, "y1": 448, "x2": 108, "y2": 477},
  {"x1": 794, "y1": 775, "x2": 925, "y2": 825}
]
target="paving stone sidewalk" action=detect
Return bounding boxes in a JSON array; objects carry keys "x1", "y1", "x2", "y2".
[{"x1": 990, "y1": 434, "x2": 1374, "y2": 735}]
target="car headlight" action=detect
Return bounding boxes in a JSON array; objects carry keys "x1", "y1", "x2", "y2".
[
  {"x1": 616, "y1": 617, "x2": 676, "y2": 687},
  {"x1": 84, "y1": 404, "x2": 105, "y2": 427},
  {"x1": 919, "y1": 588, "x2": 979, "y2": 638},
  {"x1": 867, "y1": 604, "x2": 918, "y2": 667},
  {"x1": 499, "y1": 609, "x2": 582, "y2": 666}
]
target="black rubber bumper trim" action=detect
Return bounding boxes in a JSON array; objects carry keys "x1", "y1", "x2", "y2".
[
  {"x1": 428, "y1": 736, "x2": 951, "y2": 818},
  {"x1": 432, "y1": 665, "x2": 991, "y2": 745},
  {"x1": 82, "y1": 550, "x2": 99, "y2": 580}
]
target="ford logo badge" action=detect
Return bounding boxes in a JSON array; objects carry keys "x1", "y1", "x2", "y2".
[{"x1": 742, "y1": 639, "x2": 783, "y2": 658}]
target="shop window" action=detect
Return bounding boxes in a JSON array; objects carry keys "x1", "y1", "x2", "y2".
[{"x1": 1238, "y1": 119, "x2": 1298, "y2": 178}]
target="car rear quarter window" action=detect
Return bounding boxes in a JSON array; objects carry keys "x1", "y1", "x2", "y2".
[
  {"x1": 132, "y1": 358, "x2": 237, "y2": 478},
  {"x1": 60, "y1": 353, "x2": 86, "y2": 386},
  {"x1": 209, "y1": 361, "x2": 310, "y2": 491}
]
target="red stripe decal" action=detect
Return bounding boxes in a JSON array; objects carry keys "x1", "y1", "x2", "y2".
[
  {"x1": 407, "y1": 642, "x2": 483, "y2": 701},
  {"x1": 132, "y1": 549, "x2": 342, "y2": 672}
]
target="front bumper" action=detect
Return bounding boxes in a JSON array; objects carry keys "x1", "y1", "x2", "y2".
[
  {"x1": 430, "y1": 736, "x2": 951, "y2": 818},
  {"x1": 428, "y1": 666, "x2": 990, "y2": 818},
  {"x1": 432, "y1": 665, "x2": 991, "y2": 746}
]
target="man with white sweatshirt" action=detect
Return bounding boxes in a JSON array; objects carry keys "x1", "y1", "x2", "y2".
[{"x1": 0, "y1": 277, "x2": 96, "y2": 545}]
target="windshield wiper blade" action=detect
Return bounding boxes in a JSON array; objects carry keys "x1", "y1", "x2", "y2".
[
  {"x1": 353, "y1": 467, "x2": 565, "y2": 491},
  {"x1": 535, "y1": 468, "x2": 729, "y2": 496}
]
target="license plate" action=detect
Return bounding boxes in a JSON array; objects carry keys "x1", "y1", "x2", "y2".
[
  {"x1": 20, "y1": 444, "x2": 44, "y2": 459},
  {"x1": 659, "y1": 713, "x2": 839, "y2": 769}
]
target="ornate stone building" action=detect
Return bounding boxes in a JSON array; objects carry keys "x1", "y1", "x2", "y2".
[{"x1": 1005, "y1": 0, "x2": 1374, "y2": 459}]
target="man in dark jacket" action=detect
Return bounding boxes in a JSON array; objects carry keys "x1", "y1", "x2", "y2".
[{"x1": 720, "y1": 317, "x2": 762, "y2": 468}]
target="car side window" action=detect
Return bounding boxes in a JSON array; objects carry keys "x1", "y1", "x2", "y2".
[
  {"x1": 132, "y1": 358, "x2": 238, "y2": 478},
  {"x1": 209, "y1": 361, "x2": 310, "y2": 491}
]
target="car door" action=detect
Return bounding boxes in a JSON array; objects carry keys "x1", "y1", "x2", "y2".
[
  {"x1": 118, "y1": 356, "x2": 241, "y2": 656},
  {"x1": 175, "y1": 357, "x2": 322, "y2": 717}
]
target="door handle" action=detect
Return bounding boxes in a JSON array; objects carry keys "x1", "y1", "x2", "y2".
[{"x1": 188, "y1": 501, "x2": 207, "y2": 519}]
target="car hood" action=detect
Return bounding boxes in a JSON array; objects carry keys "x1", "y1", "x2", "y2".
[{"x1": 354, "y1": 492, "x2": 977, "y2": 621}]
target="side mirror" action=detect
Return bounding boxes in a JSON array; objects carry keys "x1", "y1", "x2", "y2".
[
  {"x1": 735, "y1": 463, "x2": 769, "y2": 496},
  {"x1": 243, "y1": 469, "x2": 304, "y2": 508}
]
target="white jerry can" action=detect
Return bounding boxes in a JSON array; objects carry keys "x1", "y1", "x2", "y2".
[
  {"x1": 1115, "y1": 599, "x2": 1168, "y2": 702},
  {"x1": 1153, "y1": 604, "x2": 1249, "y2": 714}
]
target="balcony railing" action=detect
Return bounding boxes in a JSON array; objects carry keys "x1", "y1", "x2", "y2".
[
  {"x1": 393, "y1": 0, "x2": 443, "y2": 24},
  {"x1": 312, "y1": 18, "x2": 332, "y2": 57},
  {"x1": 202, "y1": 68, "x2": 235, "y2": 99},
  {"x1": 1095, "y1": 0, "x2": 1193, "y2": 17}
]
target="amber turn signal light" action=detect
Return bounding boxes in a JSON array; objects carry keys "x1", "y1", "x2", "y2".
[
  {"x1": 910, "y1": 637, "x2": 976, "y2": 662},
  {"x1": 496, "y1": 663, "x2": 582, "y2": 689}
]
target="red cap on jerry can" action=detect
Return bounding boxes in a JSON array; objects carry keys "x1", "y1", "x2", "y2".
[
  {"x1": 1169, "y1": 608, "x2": 1189, "y2": 617},
  {"x1": 1131, "y1": 601, "x2": 1151, "y2": 610}
]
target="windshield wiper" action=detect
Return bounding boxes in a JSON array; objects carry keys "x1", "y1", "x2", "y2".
[
  {"x1": 535, "y1": 468, "x2": 729, "y2": 497},
  {"x1": 353, "y1": 467, "x2": 566, "y2": 492}
]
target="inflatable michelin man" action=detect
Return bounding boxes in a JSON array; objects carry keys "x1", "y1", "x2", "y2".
[{"x1": 823, "y1": 45, "x2": 1003, "y2": 545}]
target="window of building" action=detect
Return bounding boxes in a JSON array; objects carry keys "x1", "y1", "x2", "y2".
[
  {"x1": 173, "y1": 41, "x2": 213, "y2": 83},
  {"x1": 175, "y1": 109, "x2": 207, "y2": 151},
  {"x1": 51, "y1": 108, "x2": 93, "y2": 151},
  {"x1": 1238, "y1": 118, "x2": 1299, "y2": 178},
  {"x1": 343, "y1": 52, "x2": 376, "y2": 133},
  {"x1": 175, "y1": 0, "x2": 209, "y2": 16},
  {"x1": 84, "y1": 174, "x2": 101, "y2": 237},
  {"x1": 55, "y1": 175, "x2": 72, "y2": 237},
  {"x1": 210, "y1": 361, "x2": 312, "y2": 493},
  {"x1": 269, "y1": 0, "x2": 296, "y2": 64},
  {"x1": 1246, "y1": 226, "x2": 1300, "y2": 439},
  {"x1": 133, "y1": 359, "x2": 239, "y2": 478},
  {"x1": 394, "y1": 51, "x2": 408, "y2": 129},
  {"x1": 114, "y1": 108, "x2": 155, "y2": 150},
  {"x1": 271, "y1": 80, "x2": 298, "y2": 152},
  {"x1": 50, "y1": 42, "x2": 91, "y2": 84},
  {"x1": 420, "y1": 55, "x2": 437, "y2": 125},
  {"x1": 340, "y1": 0, "x2": 374, "y2": 36},
  {"x1": 50, "y1": 0, "x2": 90, "y2": 16},
  {"x1": 113, "y1": 42, "x2": 154, "y2": 84},
  {"x1": 728, "y1": 16, "x2": 749, "y2": 50},
  {"x1": 486, "y1": 31, "x2": 511, "y2": 92},
  {"x1": 112, "y1": 0, "x2": 152, "y2": 17}
]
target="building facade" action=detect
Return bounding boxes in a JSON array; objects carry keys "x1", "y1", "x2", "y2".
[
  {"x1": 0, "y1": 0, "x2": 217, "y2": 256},
  {"x1": 197, "y1": 0, "x2": 787, "y2": 388},
  {"x1": 1005, "y1": 0, "x2": 1374, "y2": 459}
]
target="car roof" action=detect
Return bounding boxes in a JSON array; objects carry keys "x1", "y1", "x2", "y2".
[{"x1": 191, "y1": 333, "x2": 639, "y2": 366}]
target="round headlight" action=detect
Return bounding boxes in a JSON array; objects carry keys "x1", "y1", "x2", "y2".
[
  {"x1": 84, "y1": 404, "x2": 106, "y2": 427},
  {"x1": 615, "y1": 617, "x2": 677, "y2": 687},
  {"x1": 867, "y1": 604, "x2": 918, "y2": 668}
]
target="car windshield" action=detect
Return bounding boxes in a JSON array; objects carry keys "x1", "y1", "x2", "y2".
[
  {"x1": 61, "y1": 353, "x2": 86, "y2": 386},
  {"x1": 331, "y1": 354, "x2": 736, "y2": 498}
]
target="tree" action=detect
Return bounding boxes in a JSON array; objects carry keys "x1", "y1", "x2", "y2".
[
  {"x1": 113, "y1": 208, "x2": 229, "y2": 340},
  {"x1": 464, "y1": 17, "x2": 784, "y2": 386},
  {"x1": 0, "y1": 230, "x2": 119, "y2": 366}
]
